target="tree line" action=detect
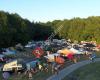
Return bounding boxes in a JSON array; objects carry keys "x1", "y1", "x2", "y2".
[
  {"x1": 47, "y1": 17, "x2": 100, "y2": 44},
  {"x1": 0, "y1": 11, "x2": 100, "y2": 47},
  {"x1": 0, "y1": 11, "x2": 52, "y2": 48}
]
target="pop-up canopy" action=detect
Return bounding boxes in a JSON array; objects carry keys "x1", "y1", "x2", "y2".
[
  {"x1": 55, "y1": 56, "x2": 65, "y2": 64},
  {"x1": 44, "y1": 53, "x2": 65, "y2": 64},
  {"x1": 57, "y1": 48, "x2": 74, "y2": 60},
  {"x1": 44, "y1": 53, "x2": 59, "y2": 62},
  {"x1": 57, "y1": 48, "x2": 73, "y2": 56},
  {"x1": 70, "y1": 48, "x2": 83, "y2": 54}
]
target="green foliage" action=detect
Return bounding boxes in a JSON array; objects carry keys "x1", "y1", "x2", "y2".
[
  {"x1": 0, "y1": 11, "x2": 53, "y2": 48},
  {"x1": 50, "y1": 17, "x2": 100, "y2": 43},
  {"x1": 0, "y1": 10, "x2": 100, "y2": 48}
]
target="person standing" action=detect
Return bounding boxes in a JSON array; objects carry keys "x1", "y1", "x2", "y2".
[
  {"x1": 90, "y1": 51, "x2": 96, "y2": 62},
  {"x1": 39, "y1": 64, "x2": 43, "y2": 71},
  {"x1": 28, "y1": 71, "x2": 33, "y2": 80},
  {"x1": 54, "y1": 65, "x2": 59, "y2": 75},
  {"x1": 2, "y1": 72, "x2": 10, "y2": 80}
]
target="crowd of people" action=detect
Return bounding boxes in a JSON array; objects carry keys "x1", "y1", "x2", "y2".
[{"x1": 1, "y1": 41, "x2": 97, "y2": 80}]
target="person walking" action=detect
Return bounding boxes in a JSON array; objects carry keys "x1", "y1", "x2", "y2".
[{"x1": 28, "y1": 71, "x2": 33, "y2": 80}]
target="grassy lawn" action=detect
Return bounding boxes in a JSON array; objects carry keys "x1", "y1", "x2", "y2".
[
  {"x1": 63, "y1": 62, "x2": 100, "y2": 80},
  {"x1": 95, "y1": 51, "x2": 100, "y2": 57}
]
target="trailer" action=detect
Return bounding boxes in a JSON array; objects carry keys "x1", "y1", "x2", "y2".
[{"x1": 2, "y1": 59, "x2": 23, "y2": 72}]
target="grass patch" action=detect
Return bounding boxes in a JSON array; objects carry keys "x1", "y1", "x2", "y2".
[{"x1": 63, "y1": 62, "x2": 100, "y2": 80}]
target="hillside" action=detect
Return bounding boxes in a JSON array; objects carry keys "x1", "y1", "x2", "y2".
[{"x1": 1, "y1": 11, "x2": 100, "y2": 47}]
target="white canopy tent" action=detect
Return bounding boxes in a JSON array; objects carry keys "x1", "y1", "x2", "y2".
[
  {"x1": 44, "y1": 53, "x2": 60, "y2": 62},
  {"x1": 69, "y1": 48, "x2": 84, "y2": 54}
]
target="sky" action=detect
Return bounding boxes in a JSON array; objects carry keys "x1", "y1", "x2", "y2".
[{"x1": 0, "y1": 0, "x2": 100, "y2": 22}]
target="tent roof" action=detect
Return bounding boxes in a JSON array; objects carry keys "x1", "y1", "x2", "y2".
[
  {"x1": 57, "y1": 48, "x2": 73, "y2": 55},
  {"x1": 70, "y1": 48, "x2": 83, "y2": 54}
]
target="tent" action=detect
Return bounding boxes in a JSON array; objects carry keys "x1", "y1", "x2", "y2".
[
  {"x1": 57, "y1": 48, "x2": 73, "y2": 56},
  {"x1": 55, "y1": 56, "x2": 65, "y2": 64},
  {"x1": 70, "y1": 48, "x2": 83, "y2": 54},
  {"x1": 3, "y1": 49, "x2": 16, "y2": 55},
  {"x1": 26, "y1": 59, "x2": 39, "y2": 70},
  {"x1": 44, "y1": 53, "x2": 59, "y2": 62},
  {"x1": 57, "y1": 48, "x2": 74, "y2": 60},
  {"x1": 44, "y1": 53, "x2": 64, "y2": 64}
]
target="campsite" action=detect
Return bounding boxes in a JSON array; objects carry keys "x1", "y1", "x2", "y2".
[
  {"x1": 1, "y1": 0, "x2": 100, "y2": 80},
  {"x1": 0, "y1": 39, "x2": 100, "y2": 80}
]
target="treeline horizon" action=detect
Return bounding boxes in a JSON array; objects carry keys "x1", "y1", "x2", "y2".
[{"x1": 0, "y1": 10, "x2": 100, "y2": 48}]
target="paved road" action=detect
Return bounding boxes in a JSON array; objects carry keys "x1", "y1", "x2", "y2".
[{"x1": 47, "y1": 58, "x2": 100, "y2": 80}]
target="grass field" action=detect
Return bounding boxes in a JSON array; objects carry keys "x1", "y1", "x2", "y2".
[{"x1": 63, "y1": 62, "x2": 100, "y2": 80}]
